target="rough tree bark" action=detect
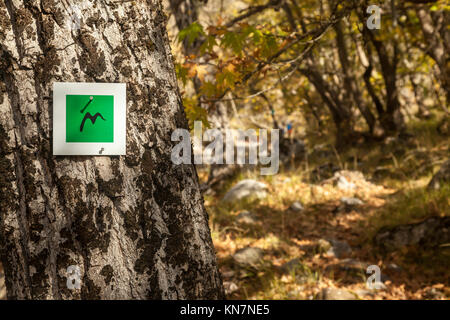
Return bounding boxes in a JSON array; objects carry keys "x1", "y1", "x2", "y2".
[{"x1": 0, "y1": 0, "x2": 223, "y2": 299}]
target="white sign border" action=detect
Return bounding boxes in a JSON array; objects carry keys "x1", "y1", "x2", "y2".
[{"x1": 53, "y1": 82, "x2": 126, "y2": 155}]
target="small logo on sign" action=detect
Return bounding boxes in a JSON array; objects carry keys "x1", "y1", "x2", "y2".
[{"x1": 66, "y1": 265, "x2": 81, "y2": 290}]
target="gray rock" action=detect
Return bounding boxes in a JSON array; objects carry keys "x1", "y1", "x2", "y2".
[
  {"x1": 289, "y1": 201, "x2": 304, "y2": 212},
  {"x1": 221, "y1": 270, "x2": 235, "y2": 279},
  {"x1": 287, "y1": 288, "x2": 306, "y2": 299},
  {"x1": 203, "y1": 164, "x2": 240, "y2": 191},
  {"x1": 386, "y1": 263, "x2": 402, "y2": 272},
  {"x1": 280, "y1": 258, "x2": 303, "y2": 274},
  {"x1": 326, "y1": 258, "x2": 369, "y2": 273},
  {"x1": 316, "y1": 239, "x2": 332, "y2": 253},
  {"x1": 384, "y1": 136, "x2": 397, "y2": 145},
  {"x1": 236, "y1": 211, "x2": 258, "y2": 225},
  {"x1": 223, "y1": 179, "x2": 268, "y2": 203},
  {"x1": 319, "y1": 288, "x2": 356, "y2": 300},
  {"x1": 375, "y1": 281, "x2": 388, "y2": 290},
  {"x1": 334, "y1": 170, "x2": 366, "y2": 183},
  {"x1": 223, "y1": 281, "x2": 239, "y2": 295},
  {"x1": 374, "y1": 216, "x2": 450, "y2": 251},
  {"x1": 233, "y1": 247, "x2": 264, "y2": 266},
  {"x1": 340, "y1": 197, "x2": 364, "y2": 206},
  {"x1": 428, "y1": 160, "x2": 450, "y2": 190},
  {"x1": 295, "y1": 275, "x2": 313, "y2": 285},
  {"x1": 423, "y1": 287, "x2": 445, "y2": 299},
  {"x1": 326, "y1": 239, "x2": 352, "y2": 258},
  {"x1": 354, "y1": 289, "x2": 375, "y2": 297},
  {"x1": 337, "y1": 176, "x2": 356, "y2": 191}
]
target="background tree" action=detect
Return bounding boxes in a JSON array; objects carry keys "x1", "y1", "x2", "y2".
[
  {"x1": 174, "y1": 0, "x2": 449, "y2": 146},
  {"x1": 0, "y1": 0, "x2": 223, "y2": 299}
]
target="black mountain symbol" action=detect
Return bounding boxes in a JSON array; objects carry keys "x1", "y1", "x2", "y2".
[{"x1": 80, "y1": 112, "x2": 106, "y2": 132}]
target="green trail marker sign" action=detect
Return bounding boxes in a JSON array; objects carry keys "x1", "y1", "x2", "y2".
[
  {"x1": 53, "y1": 82, "x2": 126, "y2": 155},
  {"x1": 66, "y1": 94, "x2": 114, "y2": 143}
]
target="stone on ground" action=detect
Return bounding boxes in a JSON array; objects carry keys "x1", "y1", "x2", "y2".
[
  {"x1": 340, "y1": 197, "x2": 364, "y2": 206},
  {"x1": 223, "y1": 281, "x2": 239, "y2": 295},
  {"x1": 236, "y1": 211, "x2": 258, "y2": 225},
  {"x1": 326, "y1": 239, "x2": 352, "y2": 258},
  {"x1": 316, "y1": 239, "x2": 332, "y2": 253},
  {"x1": 280, "y1": 258, "x2": 303, "y2": 274},
  {"x1": 326, "y1": 258, "x2": 369, "y2": 273},
  {"x1": 428, "y1": 160, "x2": 450, "y2": 190},
  {"x1": 423, "y1": 287, "x2": 445, "y2": 299},
  {"x1": 337, "y1": 176, "x2": 356, "y2": 190},
  {"x1": 289, "y1": 201, "x2": 304, "y2": 212},
  {"x1": 233, "y1": 247, "x2": 264, "y2": 266},
  {"x1": 374, "y1": 216, "x2": 450, "y2": 251},
  {"x1": 333, "y1": 170, "x2": 378, "y2": 190},
  {"x1": 319, "y1": 288, "x2": 356, "y2": 300},
  {"x1": 354, "y1": 289, "x2": 375, "y2": 297},
  {"x1": 223, "y1": 179, "x2": 268, "y2": 203}
]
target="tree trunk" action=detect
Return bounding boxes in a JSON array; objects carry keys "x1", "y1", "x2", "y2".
[
  {"x1": 366, "y1": 30, "x2": 403, "y2": 133},
  {"x1": 169, "y1": 0, "x2": 203, "y2": 56},
  {"x1": 358, "y1": 1, "x2": 404, "y2": 134},
  {"x1": 335, "y1": 20, "x2": 376, "y2": 134},
  {"x1": 0, "y1": 0, "x2": 223, "y2": 300},
  {"x1": 416, "y1": 5, "x2": 449, "y2": 105},
  {"x1": 299, "y1": 66, "x2": 354, "y2": 147}
]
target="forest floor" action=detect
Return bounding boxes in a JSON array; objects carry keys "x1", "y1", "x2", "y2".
[{"x1": 203, "y1": 118, "x2": 449, "y2": 300}]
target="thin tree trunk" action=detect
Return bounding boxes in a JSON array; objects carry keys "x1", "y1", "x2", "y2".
[
  {"x1": 416, "y1": 5, "x2": 449, "y2": 105},
  {"x1": 357, "y1": 0, "x2": 404, "y2": 134},
  {"x1": 366, "y1": 30, "x2": 403, "y2": 132},
  {"x1": 0, "y1": 0, "x2": 223, "y2": 299},
  {"x1": 287, "y1": 2, "x2": 354, "y2": 146},
  {"x1": 169, "y1": 0, "x2": 203, "y2": 56},
  {"x1": 299, "y1": 66, "x2": 354, "y2": 146},
  {"x1": 335, "y1": 20, "x2": 376, "y2": 133}
]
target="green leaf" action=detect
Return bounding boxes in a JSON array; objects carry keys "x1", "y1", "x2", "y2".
[
  {"x1": 200, "y1": 81, "x2": 217, "y2": 97},
  {"x1": 175, "y1": 63, "x2": 188, "y2": 86},
  {"x1": 178, "y1": 22, "x2": 205, "y2": 46},
  {"x1": 221, "y1": 31, "x2": 244, "y2": 55},
  {"x1": 261, "y1": 34, "x2": 278, "y2": 58},
  {"x1": 252, "y1": 29, "x2": 263, "y2": 44},
  {"x1": 183, "y1": 97, "x2": 209, "y2": 129},
  {"x1": 200, "y1": 35, "x2": 217, "y2": 54}
]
